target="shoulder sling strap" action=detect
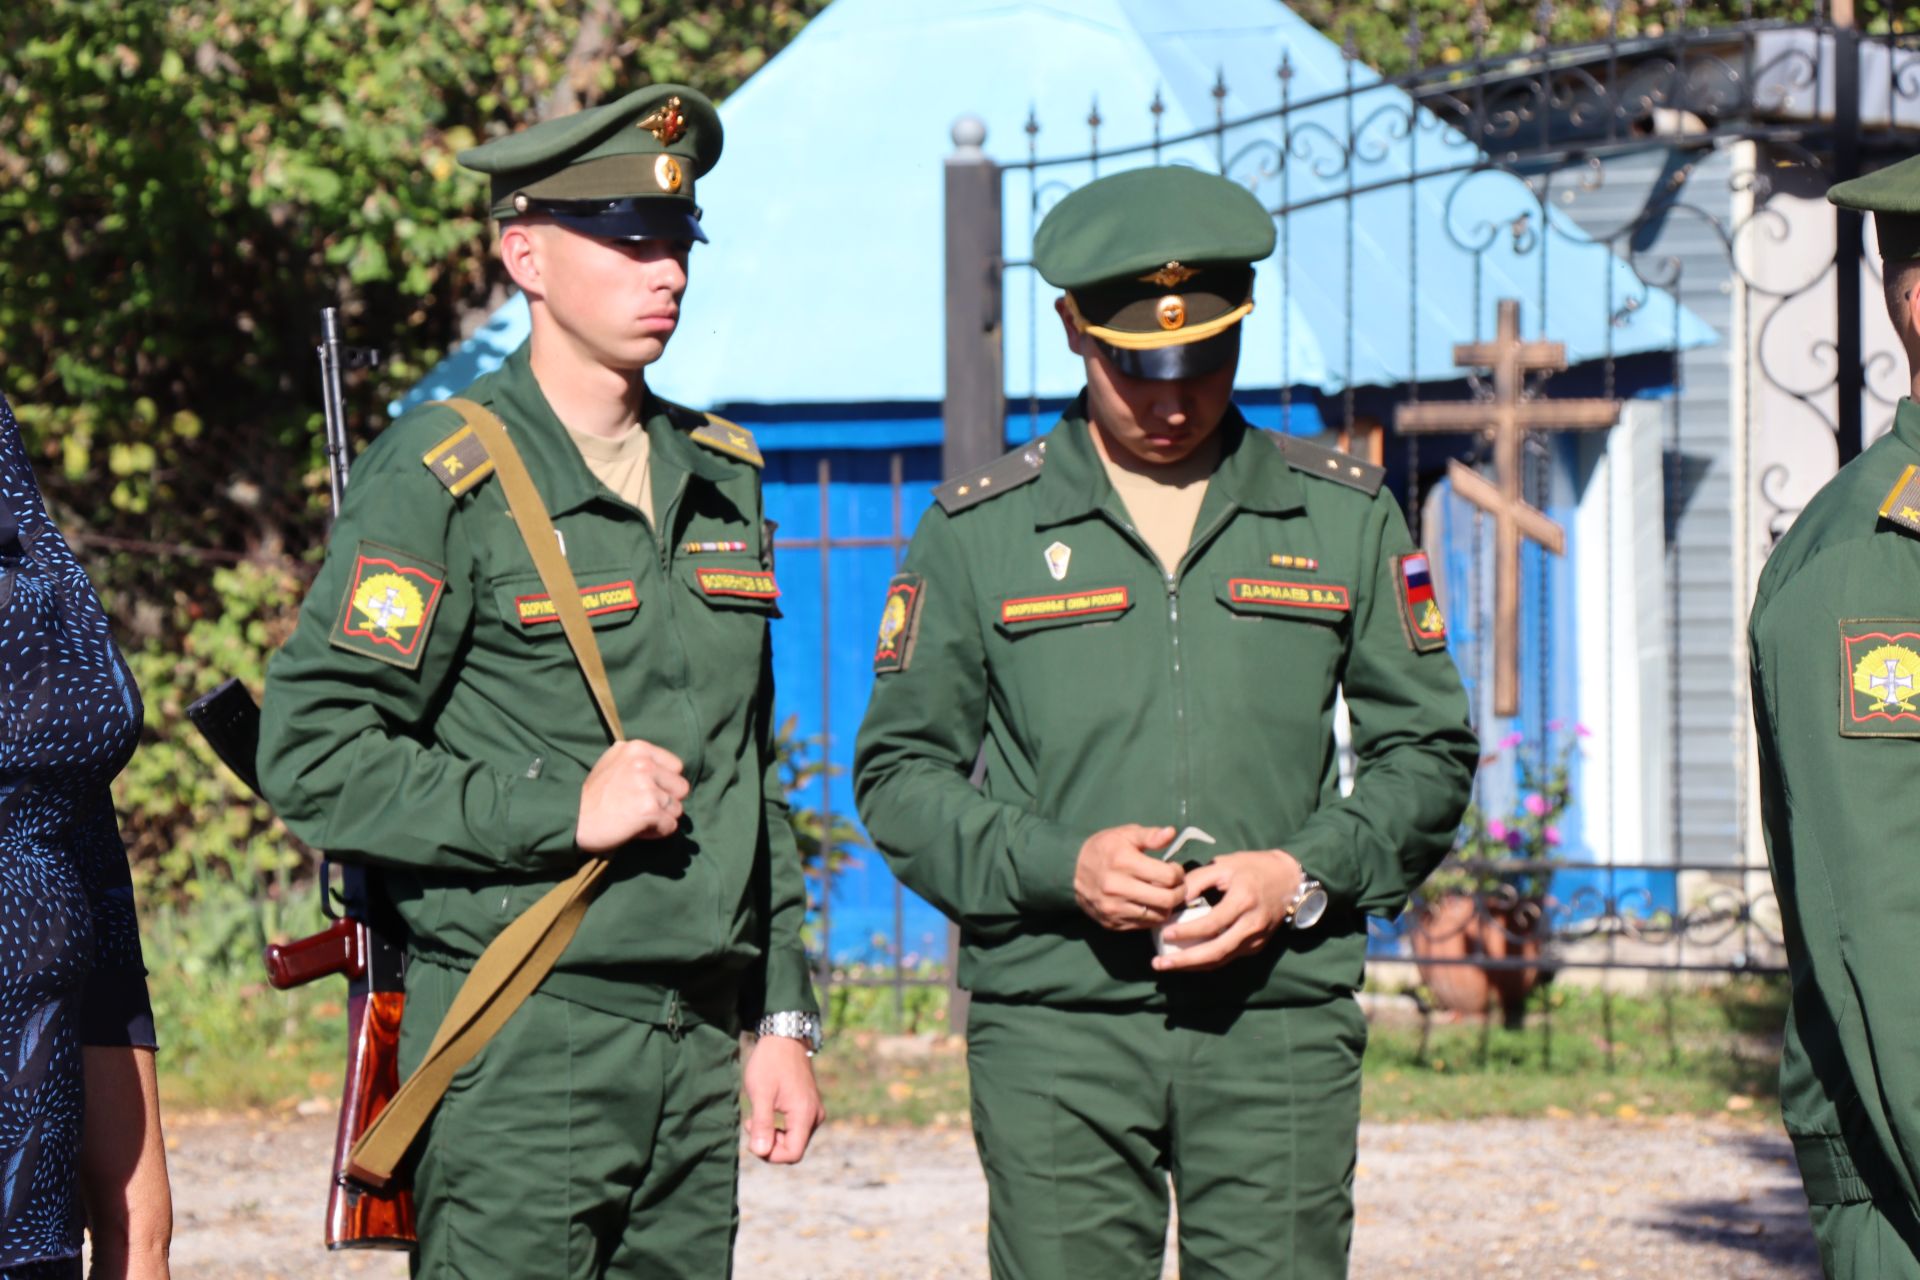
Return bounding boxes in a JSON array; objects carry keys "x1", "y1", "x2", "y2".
[{"x1": 346, "y1": 398, "x2": 625, "y2": 1188}]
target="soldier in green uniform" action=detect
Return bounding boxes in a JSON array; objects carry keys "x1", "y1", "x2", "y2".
[
  {"x1": 1750, "y1": 154, "x2": 1920, "y2": 1278},
  {"x1": 256, "y1": 84, "x2": 822, "y2": 1279},
  {"x1": 853, "y1": 166, "x2": 1478, "y2": 1279}
]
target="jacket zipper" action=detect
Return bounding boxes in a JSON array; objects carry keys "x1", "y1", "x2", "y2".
[{"x1": 1166, "y1": 505, "x2": 1237, "y2": 828}]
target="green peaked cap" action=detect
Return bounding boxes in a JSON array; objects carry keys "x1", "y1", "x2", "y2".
[
  {"x1": 1033, "y1": 166, "x2": 1276, "y2": 379},
  {"x1": 458, "y1": 84, "x2": 722, "y2": 236},
  {"x1": 1829, "y1": 154, "x2": 1920, "y2": 262}
]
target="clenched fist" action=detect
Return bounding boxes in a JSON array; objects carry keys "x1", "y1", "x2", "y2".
[
  {"x1": 1073, "y1": 824, "x2": 1187, "y2": 931},
  {"x1": 575, "y1": 739, "x2": 690, "y2": 852}
]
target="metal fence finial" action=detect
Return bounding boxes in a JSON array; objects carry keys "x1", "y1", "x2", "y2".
[
  {"x1": 1278, "y1": 48, "x2": 1294, "y2": 84},
  {"x1": 1150, "y1": 87, "x2": 1165, "y2": 160},
  {"x1": 1024, "y1": 104, "x2": 1040, "y2": 163},
  {"x1": 950, "y1": 115, "x2": 987, "y2": 159}
]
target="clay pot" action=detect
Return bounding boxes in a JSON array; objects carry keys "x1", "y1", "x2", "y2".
[{"x1": 1409, "y1": 891, "x2": 1547, "y2": 1028}]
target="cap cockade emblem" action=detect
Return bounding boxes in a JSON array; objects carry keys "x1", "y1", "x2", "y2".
[
  {"x1": 655, "y1": 154, "x2": 684, "y2": 193},
  {"x1": 636, "y1": 95, "x2": 687, "y2": 144},
  {"x1": 1157, "y1": 296, "x2": 1187, "y2": 330},
  {"x1": 1139, "y1": 261, "x2": 1200, "y2": 288}
]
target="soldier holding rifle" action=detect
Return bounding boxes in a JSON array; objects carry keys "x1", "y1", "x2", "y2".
[{"x1": 257, "y1": 84, "x2": 820, "y2": 1278}]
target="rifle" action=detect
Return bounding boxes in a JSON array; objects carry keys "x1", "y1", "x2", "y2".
[{"x1": 186, "y1": 307, "x2": 415, "y2": 1250}]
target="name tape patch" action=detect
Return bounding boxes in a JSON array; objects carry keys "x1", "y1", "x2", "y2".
[
  {"x1": 515, "y1": 580, "x2": 639, "y2": 627},
  {"x1": 331, "y1": 542, "x2": 449, "y2": 671},
  {"x1": 695, "y1": 568, "x2": 779, "y2": 600},
  {"x1": 1227, "y1": 578, "x2": 1351, "y2": 612},
  {"x1": 1000, "y1": 586, "x2": 1131, "y2": 625},
  {"x1": 1841, "y1": 620, "x2": 1920, "y2": 736}
]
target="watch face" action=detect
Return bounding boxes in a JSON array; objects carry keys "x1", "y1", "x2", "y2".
[{"x1": 1292, "y1": 888, "x2": 1329, "y2": 930}]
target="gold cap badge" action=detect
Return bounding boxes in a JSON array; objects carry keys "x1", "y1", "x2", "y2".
[
  {"x1": 636, "y1": 95, "x2": 687, "y2": 145},
  {"x1": 655, "y1": 154, "x2": 684, "y2": 193},
  {"x1": 1140, "y1": 261, "x2": 1200, "y2": 288},
  {"x1": 1156, "y1": 296, "x2": 1187, "y2": 330}
]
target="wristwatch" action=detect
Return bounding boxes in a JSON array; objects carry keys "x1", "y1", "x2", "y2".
[
  {"x1": 1284, "y1": 877, "x2": 1329, "y2": 930},
  {"x1": 757, "y1": 1011, "x2": 823, "y2": 1055}
]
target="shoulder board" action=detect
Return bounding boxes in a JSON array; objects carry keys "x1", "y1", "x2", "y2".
[
  {"x1": 1274, "y1": 433, "x2": 1385, "y2": 497},
  {"x1": 934, "y1": 440, "x2": 1048, "y2": 514},
  {"x1": 1878, "y1": 462, "x2": 1920, "y2": 538},
  {"x1": 690, "y1": 412, "x2": 763, "y2": 468},
  {"x1": 420, "y1": 412, "x2": 497, "y2": 497}
]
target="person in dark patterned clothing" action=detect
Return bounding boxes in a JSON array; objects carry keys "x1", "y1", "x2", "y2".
[{"x1": 0, "y1": 389, "x2": 171, "y2": 1279}]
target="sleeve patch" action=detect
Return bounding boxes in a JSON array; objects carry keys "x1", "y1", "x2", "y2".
[
  {"x1": 329, "y1": 541, "x2": 450, "y2": 671},
  {"x1": 421, "y1": 424, "x2": 495, "y2": 496},
  {"x1": 874, "y1": 574, "x2": 926, "y2": 674},
  {"x1": 1394, "y1": 551, "x2": 1449, "y2": 653},
  {"x1": 1840, "y1": 620, "x2": 1920, "y2": 736}
]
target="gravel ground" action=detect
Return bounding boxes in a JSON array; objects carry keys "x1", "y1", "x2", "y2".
[{"x1": 167, "y1": 1111, "x2": 1819, "y2": 1278}]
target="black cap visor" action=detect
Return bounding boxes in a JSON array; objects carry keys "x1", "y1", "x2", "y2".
[
  {"x1": 1094, "y1": 327, "x2": 1240, "y2": 381},
  {"x1": 531, "y1": 197, "x2": 708, "y2": 244}
]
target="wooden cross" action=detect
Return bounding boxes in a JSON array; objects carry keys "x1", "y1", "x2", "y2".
[{"x1": 1395, "y1": 299, "x2": 1620, "y2": 716}]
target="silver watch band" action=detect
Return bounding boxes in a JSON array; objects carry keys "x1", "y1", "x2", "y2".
[{"x1": 757, "y1": 1010, "x2": 823, "y2": 1054}]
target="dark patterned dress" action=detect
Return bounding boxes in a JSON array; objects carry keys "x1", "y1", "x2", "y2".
[{"x1": 0, "y1": 390, "x2": 154, "y2": 1275}]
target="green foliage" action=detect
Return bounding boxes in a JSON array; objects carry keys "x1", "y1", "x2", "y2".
[
  {"x1": 1304, "y1": 1, "x2": 1829, "y2": 79},
  {"x1": 0, "y1": 0, "x2": 824, "y2": 887},
  {"x1": 1361, "y1": 977, "x2": 1786, "y2": 1123},
  {"x1": 1422, "y1": 729, "x2": 1580, "y2": 902}
]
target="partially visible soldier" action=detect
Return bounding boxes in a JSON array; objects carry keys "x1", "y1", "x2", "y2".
[
  {"x1": 1750, "y1": 154, "x2": 1920, "y2": 1278},
  {"x1": 853, "y1": 166, "x2": 1478, "y2": 1279},
  {"x1": 257, "y1": 84, "x2": 821, "y2": 1279}
]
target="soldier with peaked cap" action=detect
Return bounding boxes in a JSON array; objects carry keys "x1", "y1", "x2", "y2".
[
  {"x1": 1751, "y1": 154, "x2": 1920, "y2": 1278},
  {"x1": 256, "y1": 84, "x2": 822, "y2": 1278},
  {"x1": 853, "y1": 165, "x2": 1478, "y2": 1279}
]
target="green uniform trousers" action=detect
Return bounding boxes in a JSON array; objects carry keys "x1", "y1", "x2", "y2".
[
  {"x1": 966, "y1": 996, "x2": 1366, "y2": 1280},
  {"x1": 397, "y1": 960, "x2": 742, "y2": 1280},
  {"x1": 1810, "y1": 1202, "x2": 1920, "y2": 1278}
]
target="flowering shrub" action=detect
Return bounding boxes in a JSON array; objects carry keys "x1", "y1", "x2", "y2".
[{"x1": 1417, "y1": 726, "x2": 1584, "y2": 903}]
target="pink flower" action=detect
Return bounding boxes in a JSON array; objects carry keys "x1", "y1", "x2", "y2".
[
  {"x1": 1575, "y1": 723, "x2": 1593, "y2": 739},
  {"x1": 1499, "y1": 731, "x2": 1524, "y2": 751},
  {"x1": 1547, "y1": 719, "x2": 1564, "y2": 733},
  {"x1": 1524, "y1": 792, "x2": 1549, "y2": 817},
  {"x1": 1544, "y1": 825, "x2": 1563, "y2": 847},
  {"x1": 1487, "y1": 819, "x2": 1509, "y2": 841}
]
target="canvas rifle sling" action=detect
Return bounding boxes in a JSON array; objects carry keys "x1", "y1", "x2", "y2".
[{"x1": 346, "y1": 398, "x2": 625, "y2": 1189}]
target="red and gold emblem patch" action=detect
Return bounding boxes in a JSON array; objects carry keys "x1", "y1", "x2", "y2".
[
  {"x1": 1841, "y1": 621, "x2": 1920, "y2": 736},
  {"x1": 874, "y1": 574, "x2": 925, "y2": 673},
  {"x1": 330, "y1": 542, "x2": 448, "y2": 670}
]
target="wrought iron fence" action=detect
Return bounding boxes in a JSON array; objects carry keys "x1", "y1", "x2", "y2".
[{"x1": 929, "y1": 2, "x2": 1920, "y2": 1016}]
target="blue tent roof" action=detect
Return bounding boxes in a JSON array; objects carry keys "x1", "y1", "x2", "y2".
[{"x1": 397, "y1": 0, "x2": 1713, "y2": 417}]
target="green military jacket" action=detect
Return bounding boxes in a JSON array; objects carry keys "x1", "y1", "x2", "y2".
[
  {"x1": 258, "y1": 342, "x2": 816, "y2": 1027},
  {"x1": 1750, "y1": 397, "x2": 1920, "y2": 1211},
  {"x1": 853, "y1": 400, "x2": 1478, "y2": 1008}
]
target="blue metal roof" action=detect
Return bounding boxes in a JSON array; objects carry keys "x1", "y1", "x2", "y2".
[{"x1": 397, "y1": 0, "x2": 1714, "y2": 418}]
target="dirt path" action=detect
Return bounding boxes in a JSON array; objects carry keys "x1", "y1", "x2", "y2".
[{"x1": 167, "y1": 1112, "x2": 1817, "y2": 1278}]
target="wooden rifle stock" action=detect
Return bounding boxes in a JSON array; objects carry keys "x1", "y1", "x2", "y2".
[{"x1": 186, "y1": 676, "x2": 416, "y2": 1249}]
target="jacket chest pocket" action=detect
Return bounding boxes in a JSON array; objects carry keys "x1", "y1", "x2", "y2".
[
  {"x1": 489, "y1": 567, "x2": 644, "y2": 644},
  {"x1": 674, "y1": 557, "x2": 779, "y2": 664},
  {"x1": 1207, "y1": 571, "x2": 1348, "y2": 693}
]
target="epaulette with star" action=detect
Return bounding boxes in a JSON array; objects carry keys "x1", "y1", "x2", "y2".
[
  {"x1": 421, "y1": 419, "x2": 497, "y2": 497},
  {"x1": 1879, "y1": 463, "x2": 1920, "y2": 537},
  {"x1": 690, "y1": 412, "x2": 764, "y2": 468},
  {"x1": 1274, "y1": 433, "x2": 1385, "y2": 497},
  {"x1": 933, "y1": 440, "x2": 1048, "y2": 514}
]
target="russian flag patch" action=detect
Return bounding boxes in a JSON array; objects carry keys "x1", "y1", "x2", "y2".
[{"x1": 1396, "y1": 551, "x2": 1449, "y2": 653}]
